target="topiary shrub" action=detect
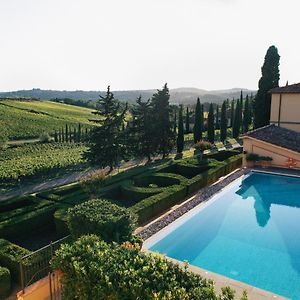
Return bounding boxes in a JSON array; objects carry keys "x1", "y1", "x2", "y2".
[
  {"x1": 0, "y1": 266, "x2": 11, "y2": 299},
  {"x1": 67, "y1": 199, "x2": 137, "y2": 243},
  {"x1": 54, "y1": 207, "x2": 70, "y2": 237},
  {"x1": 52, "y1": 235, "x2": 238, "y2": 300}
]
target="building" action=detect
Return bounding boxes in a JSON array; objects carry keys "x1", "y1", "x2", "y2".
[{"x1": 242, "y1": 83, "x2": 300, "y2": 169}]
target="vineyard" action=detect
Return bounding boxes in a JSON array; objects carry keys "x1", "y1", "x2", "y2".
[
  {"x1": 0, "y1": 100, "x2": 98, "y2": 140},
  {"x1": 0, "y1": 143, "x2": 88, "y2": 181}
]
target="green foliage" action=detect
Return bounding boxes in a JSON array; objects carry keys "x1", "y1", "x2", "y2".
[
  {"x1": 0, "y1": 266, "x2": 11, "y2": 299},
  {"x1": 0, "y1": 100, "x2": 95, "y2": 140},
  {"x1": 194, "y1": 141, "x2": 212, "y2": 154},
  {"x1": 84, "y1": 86, "x2": 128, "y2": 171},
  {"x1": 0, "y1": 239, "x2": 31, "y2": 283},
  {"x1": 67, "y1": 199, "x2": 137, "y2": 242},
  {"x1": 254, "y1": 45, "x2": 280, "y2": 128},
  {"x1": 185, "y1": 106, "x2": 190, "y2": 133},
  {"x1": 0, "y1": 143, "x2": 87, "y2": 181},
  {"x1": 243, "y1": 95, "x2": 250, "y2": 133},
  {"x1": 151, "y1": 84, "x2": 175, "y2": 158},
  {"x1": 246, "y1": 153, "x2": 259, "y2": 161},
  {"x1": 193, "y1": 97, "x2": 202, "y2": 143},
  {"x1": 52, "y1": 235, "x2": 239, "y2": 300},
  {"x1": 177, "y1": 105, "x2": 184, "y2": 153},
  {"x1": 205, "y1": 150, "x2": 240, "y2": 161},
  {"x1": 232, "y1": 99, "x2": 241, "y2": 138},
  {"x1": 54, "y1": 207, "x2": 70, "y2": 236},
  {"x1": 220, "y1": 101, "x2": 227, "y2": 142},
  {"x1": 207, "y1": 103, "x2": 215, "y2": 143}
]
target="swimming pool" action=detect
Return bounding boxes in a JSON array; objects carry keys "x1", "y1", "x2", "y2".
[{"x1": 145, "y1": 172, "x2": 300, "y2": 299}]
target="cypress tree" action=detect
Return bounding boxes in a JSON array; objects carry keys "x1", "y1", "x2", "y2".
[
  {"x1": 69, "y1": 128, "x2": 72, "y2": 142},
  {"x1": 207, "y1": 103, "x2": 215, "y2": 143},
  {"x1": 54, "y1": 130, "x2": 58, "y2": 142},
  {"x1": 83, "y1": 86, "x2": 128, "y2": 171},
  {"x1": 240, "y1": 93, "x2": 243, "y2": 133},
  {"x1": 243, "y1": 96, "x2": 250, "y2": 133},
  {"x1": 151, "y1": 83, "x2": 175, "y2": 158},
  {"x1": 220, "y1": 101, "x2": 227, "y2": 142},
  {"x1": 62, "y1": 128, "x2": 65, "y2": 142},
  {"x1": 58, "y1": 129, "x2": 61, "y2": 143},
  {"x1": 200, "y1": 104, "x2": 204, "y2": 137},
  {"x1": 230, "y1": 99, "x2": 235, "y2": 127},
  {"x1": 185, "y1": 107, "x2": 190, "y2": 133},
  {"x1": 215, "y1": 104, "x2": 220, "y2": 130},
  {"x1": 65, "y1": 124, "x2": 69, "y2": 142},
  {"x1": 177, "y1": 105, "x2": 184, "y2": 153},
  {"x1": 173, "y1": 111, "x2": 177, "y2": 133},
  {"x1": 73, "y1": 128, "x2": 76, "y2": 143},
  {"x1": 254, "y1": 45, "x2": 280, "y2": 128},
  {"x1": 78, "y1": 124, "x2": 81, "y2": 143},
  {"x1": 193, "y1": 98, "x2": 202, "y2": 143},
  {"x1": 233, "y1": 99, "x2": 240, "y2": 138}
]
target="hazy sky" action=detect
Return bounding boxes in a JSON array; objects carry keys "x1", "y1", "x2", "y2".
[{"x1": 0, "y1": 0, "x2": 299, "y2": 91}]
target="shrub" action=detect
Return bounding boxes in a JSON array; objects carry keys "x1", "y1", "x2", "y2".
[
  {"x1": 134, "y1": 173, "x2": 183, "y2": 187},
  {"x1": 39, "y1": 132, "x2": 53, "y2": 143},
  {"x1": 205, "y1": 150, "x2": 240, "y2": 161},
  {"x1": 194, "y1": 140, "x2": 212, "y2": 152},
  {"x1": 80, "y1": 170, "x2": 108, "y2": 196},
  {"x1": 67, "y1": 199, "x2": 138, "y2": 243},
  {"x1": 0, "y1": 239, "x2": 31, "y2": 283},
  {"x1": 52, "y1": 235, "x2": 238, "y2": 300},
  {"x1": 246, "y1": 153, "x2": 259, "y2": 162},
  {"x1": 0, "y1": 266, "x2": 11, "y2": 299}
]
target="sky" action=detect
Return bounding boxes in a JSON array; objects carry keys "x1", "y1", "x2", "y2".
[{"x1": 0, "y1": 0, "x2": 299, "y2": 92}]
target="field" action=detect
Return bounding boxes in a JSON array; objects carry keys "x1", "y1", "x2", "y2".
[
  {"x1": 0, "y1": 143, "x2": 87, "y2": 182},
  {"x1": 0, "y1": 100, "x2": 98, "y2": 140}
]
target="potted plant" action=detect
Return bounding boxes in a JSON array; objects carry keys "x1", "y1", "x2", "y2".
[
  {"x1": 246, "y1": 153, "x2": 259, "y2": 167},
  {"x1": 259, "y1": 156, "x2": 273, "y2": 168}
]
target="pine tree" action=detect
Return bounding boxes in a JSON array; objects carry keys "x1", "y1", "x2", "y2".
[
  {"x1": 185, "y1": 107, "x2": 190, "y2": 133},
  {"x1": 230, "y1": 99, "x2": 235, "y2": 127},
  {"x1": 232, "y1": 99, "x2": 240, "y2": 138},
  {"x1": 243, "y1": 95, "x2": 250, "y2": 133},
  {"x1": 177, "y1": 105, "x2": 184, "y2": 153},
  {"x1": 193, "y1": 98, "x2": 202, "y2": 143},
  {"x1": 254, "y1": 45, "x2": 280, "y2": 128},
  {"x1": 127, "y1": 96, "x2": 154, "y2": 161},
  {"x1": 220, "y1": 101, "x2": 227, "y2": 142},
  {"x1": 151, "y1": 83, "x2": 175, "y2": 158},
  {"x1": 207, "y1": 103, "x2": 215, "y2": 143},
  {"x1": 83, "y1": 86, "x2": 127, "y2": 171}
]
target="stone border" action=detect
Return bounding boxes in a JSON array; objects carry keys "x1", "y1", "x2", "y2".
[{"x1": 139, "y1": 168, "x2": 248, "y2": 240}]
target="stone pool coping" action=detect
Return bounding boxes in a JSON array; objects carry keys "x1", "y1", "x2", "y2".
[{"x1": 139, "y1": 168, "x2": 288, "y2": 300}]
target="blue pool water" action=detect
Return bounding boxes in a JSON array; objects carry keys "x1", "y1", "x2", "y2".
[{"x1": 148, "y1": 172, "x2": 300, "y2": 299}]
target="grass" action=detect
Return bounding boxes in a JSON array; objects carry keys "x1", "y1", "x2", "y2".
[{"x1": 0, "y1": 100, "x2": 98, "y2": 140}]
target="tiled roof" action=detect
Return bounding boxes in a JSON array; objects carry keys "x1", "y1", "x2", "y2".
[
  {"x1": 270, "y1": 83, "x2": 300, "y2": 93},
  {"x1": 243, "y1": 124, "x2": 300, "y2": 153}
]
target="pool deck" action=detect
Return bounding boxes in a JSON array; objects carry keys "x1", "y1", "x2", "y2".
[{"x1": 140, "y1": 167, "x2": 291, "y2": 300}]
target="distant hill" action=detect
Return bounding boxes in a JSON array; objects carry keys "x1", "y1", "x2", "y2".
[{"x1": 0, "y1": 87, "x2": 256, "y2": 105}]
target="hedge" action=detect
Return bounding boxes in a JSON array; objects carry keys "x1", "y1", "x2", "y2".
[
  {"x1": 186, "y1": 155, "x2": 243, "y2": 195},
  {"x1": 205, "y1": 150, "x2": 241, "y2": 161},
  {"x1": 0, "y1": 266, "x2": 11, "y2": 299},
  {"x1": 0, "y1": 204, "x2": 61, "y2": 239},
  {"x1": 134, "y1": 172, "x2": 185, "y2": 187},
  {"x1": 67, "y1": 199, "x2": 138, "y2": 243},
  {"x1": 0, "y1": 239, "x2": 31, "y2": 283},
  {"x1": 51, "y1": 235, "x2": 238, "y2": 300},
  {"x1": 54, "y1": 207, "x2": 70, "y2": 237},
  {"x1": 131, "y1": 184, "x2": 187, "y2": 225},
  {"x1": 0, "y1": 195, "x2": 37, "y2": 213},
  {"x1": 0, "y1": 198, "x2": 53, "y2": 223}
]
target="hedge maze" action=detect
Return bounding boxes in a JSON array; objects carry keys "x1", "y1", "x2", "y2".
[{"x1": 0, "y1": 150, "x2": 242, "y2": 293}]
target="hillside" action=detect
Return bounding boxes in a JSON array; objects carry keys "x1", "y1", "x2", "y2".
[
  {"x1": 0, "y1": 87, "x2": 256, "y2": 104},
  {"x1": 0, "y1": 100, "x2": 97, "y2": 140}
]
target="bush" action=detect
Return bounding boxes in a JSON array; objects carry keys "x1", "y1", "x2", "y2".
[
  {"x1": 67, "y1": 199, "x2": 138, "y2": 243},
  {"x1": 80, "y1": 170, "x2": 108, "y2": 196},
  {"x1": 131, "y1": 185, "x2": 187, "y2": 225},
  {"x1": 205, "y1": 150, "x2": 240, "y2": 161},
  {"x1": 246, "y1": 153, "x2": 259, "y2": 162},
  {"x1": 134, "y1": 173, "x2": 183, "y2": 187},
  {"x1": 39, "y1": 132, "x2": 53, "y2": 143},
  {"x1": 0, "y1": 239, "x2": 31, "y2": 283},
  {"x1": 52, "y1": 235, "x2": 238, "y2": 300},
  {"x1": 0, "y1": 266, "x2": 11, "y2": 299},
  {"x1": 194, "y1": 140, "x2": 212, "y2": 152}
]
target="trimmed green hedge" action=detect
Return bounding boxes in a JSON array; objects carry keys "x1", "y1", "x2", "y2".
[
  {"x1": 131, "y1": 184, "x2": 187, "y2": 225},
  {"x1": 0, "y1": 195, "x2": 38, "y2": 213},
  {"x1": 54, "y1": 207, "x2": 70, "y2": 237},
  {"x1": 0, "y1": 239, "x2": 31, "y2": 283},
  {"x1": 0, "y1": 204, "x2": 60, "y2": 239},
  {"x1": 0, "y1": 266, "x2": 11, "y2": 299},
  {"x1": 68, "y1": 199, "x2": 138, "y2": 243},
  {"x1": 205, "y1": 150, "x2": 240, "y2": 161},
  {"x1": 134, "y1": 173, "x2": 185, "y2": 187},
  {"x1": 186, "y1": 155, "x2": 243, "y2": 195}
]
